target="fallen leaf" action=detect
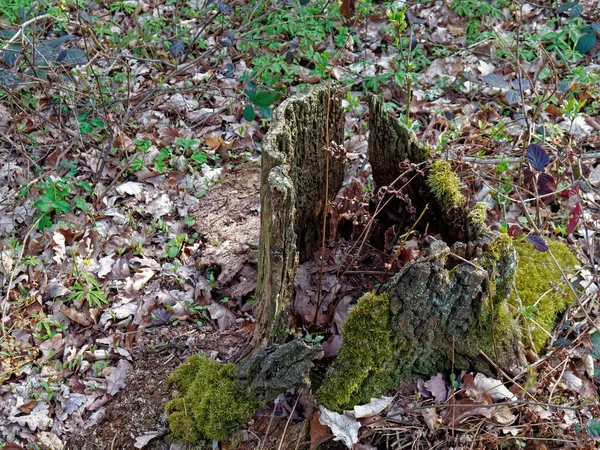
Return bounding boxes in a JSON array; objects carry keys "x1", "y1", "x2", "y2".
[
  {"x1": 207, "y1": 302, "x2": 236, "y2": 331},
  {"x1": 116, "y1": 181, "x2": 144, "y2": 199},
  {"x1": 421, "y1": 408, "x2": 439, "y2": 432},
  {"x1": 106, "y1": 359, "x2": 133, "y2": 396},
  {"x1": 134, "y1": 432, "x2": 159, "y2": 448},
  {"x1": 309, "y1": 411, "x2": 331, "y2": 450},
  {"x1": 424, "y1": 373, "x2": 448, "y2": 402},
  {"x1": 353, "y1": 396, "x2": 392, "y2": 418},
  {"x1": 319, "y1": 406, "x2": 360, "y2": 449}
]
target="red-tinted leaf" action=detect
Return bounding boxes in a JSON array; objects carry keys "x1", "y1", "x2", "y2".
[
  {"x1": 526, "y1": 235, "x2": 548, "y2": 252},
  {"x1": 568, "y1": 203, "x2": 582, "y2": 234},
  {"x1": 508, "y1": 224, "x2": 523, "y2": 237},
  {"x1": 526, "y1": 144, "x2": 549, "y2": 172},
  {"x1": 560, "y1": 182, "x2": 580, "y2": 198},
  {"x1": 523, "y1": 167, "x2": 534, "y2": 185},
  {"x1": 538, "y1": 172, "x2": 556, "y2": 196}
]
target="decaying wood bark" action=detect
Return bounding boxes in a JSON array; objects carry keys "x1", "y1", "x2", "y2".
[
  {"x1": 367, "y1": 94, "x2": 524, "y2": 376},
  {"x1": 253, "y1": 83, "x2": 345, "y2": 350},
  {"x1": 244, "y1": 86, "x2": 524, "y2": 411}
]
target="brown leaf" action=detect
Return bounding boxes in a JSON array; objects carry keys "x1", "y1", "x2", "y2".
[
  {"x1": 60, "y1": 304, "x2": 93, "y2": 326},
  {"x1": 309, "y1": 411, "x2": 332, "y2": 450},
  {"x1": 340, "y1": 0, "x2": 356, "y2": 19},
  {"x1": 106, "y1": 359, "x2": 133, "y2": 396},
  {"x1": 423, "y1": 373, "x2": 448, "y2": 402},
  {"x1": 18, "y1": 399, "x2": 38, "y2": 414}
]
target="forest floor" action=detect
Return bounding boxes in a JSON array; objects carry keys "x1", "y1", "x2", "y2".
[{"x1": 1, "y1": 0, "x2": 600, "y2": 448}]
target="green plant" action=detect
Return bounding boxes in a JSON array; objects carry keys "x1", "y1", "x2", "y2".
[
  {"x1": 34, "y1": 315, "x2": 68, "y2": 341},
  {"x1": 161, "y1": 234, "x2": 189, "y2": 259},
  {"x1": 68, "y1": 267, "x2": 108, "y2": 308}
]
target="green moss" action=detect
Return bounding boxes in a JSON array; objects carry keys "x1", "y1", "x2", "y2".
[
  {"x1": 509, "y1": 238, "x2": 579, "y2": 351},
  {"x1": 317, "y1": 293, "x2": 412, "y2": 411},
  {"x1": 166, "y1": 355, "x2": 260, "y2": 442},
  {"x1": 427, "y1": 161, "x2": 465, "y2": 210},
  {"x1": 468, "y1": 202, "x2": 487, "y2": 225}
]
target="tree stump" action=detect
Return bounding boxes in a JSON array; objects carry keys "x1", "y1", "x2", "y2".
[{"x1": 253, "y1": 83, "x2": 345, "y2": 350}]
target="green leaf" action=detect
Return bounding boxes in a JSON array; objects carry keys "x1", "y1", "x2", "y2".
[
  {"x1": 167, "y1": 245, "x2": 180, "y2": 258},
  {"x1": 587, "y1": 418, "x2": 600, "y2": 438},
  {"x1": 576, "y1": 33, "x2": 596, "y2": 54},
  {"x1": 556, "y1": 1, "x2": 577, "y2": 13},
  {"x1": 592, "y1": 23, "x2": 600, "y2": 34},
  {"x1": 243, "y1": 104, "x2": 255, "y2": 121},
  {"x1": 257, "y1": 106, "x2": 273, "y2": 119},
  {"x1": 53, "y1": 198, "x2": 71, "y2": 213},
  {"x1": 590, "y1": 331, "x2": 600, "y2": 359},
  {"x1": 130, "y1": 158, "x2": 144, "y2": 172},
  {"x1": 251, "y1": 91, "x2": 282, "y2": 107},
  {"x1": 570, "y1": 3, "x2": 583, "y2": 16},
  {"x1": 192, "y1": 151, "x2": 207, "y2": 164},
  {"x1": 38, "y1": 215, "x2": 53, "y2": 230},
  {"x1": 74, "y1": 197, "x2": 89, "y2": 212}
]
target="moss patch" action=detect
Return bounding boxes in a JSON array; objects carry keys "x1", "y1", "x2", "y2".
[
  {"x1": 427, "y1": 160, "x2": 465, "y2": 210},
  {"x1": 317, "y1": 292, "x2": 412, "y2": 411},
  {"x1": 165, "y1": 355, "x2": 260, "y2": 442},
  {"x1": 509, "y1": 238, "x2": 579, "y2": 351}
]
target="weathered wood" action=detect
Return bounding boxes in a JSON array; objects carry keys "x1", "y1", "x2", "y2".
[{"x1": 253, "y1": 83, "x2": 345, "y2": 349}]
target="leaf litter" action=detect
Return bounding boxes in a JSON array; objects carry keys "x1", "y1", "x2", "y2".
[{"x1": 1, "y1": 0, "x2": 600, "y2": 448}]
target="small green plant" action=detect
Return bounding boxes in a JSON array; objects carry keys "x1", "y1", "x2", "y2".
[
  {"x1": 34, "y1": 315, "x2": 68, "y2": 341},
  {"x1": 32, "y1": 178, "x2": 72, "y2": 230},
  {"x1": 162, "y1": 234, "x2": 189, "y2": 259},
  {"x1": 68, "y1": 263, "x2": 108, "y2": 308}
]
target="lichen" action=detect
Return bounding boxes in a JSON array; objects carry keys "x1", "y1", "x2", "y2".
[
  {"x1": 427, "y1": 160, "x2": 465, "y2": 210},
  {"x1": 317, "y1": 292, "x2": 412, "y2": 411},
  {"x1": 165, "y1": 355, "x2": 260, "y2": 442},
  {"x1": 509, "y1": 238, "x2": 579, "y2": 351}
]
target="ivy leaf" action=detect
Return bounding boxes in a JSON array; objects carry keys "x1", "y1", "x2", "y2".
[
  {"x1": 243, "y1": 104, "x2": 255, "y2": 121},
  {"x1": 570, "y1": 3, "x2": 583, "y2": 16},
  {"x1": 482, "y1": 73, "x2": 510, "y2": 89},
  {"x1": 592, "y1": 23, "x2": 600, "y2": 34},
  {"x1": 537, "y1": 172, "x2": 556, "y2": 196},
  {"x1": 576, "y1": 33, "x2": 596, "y2": 54},
  {"x1": 511, "y1": 78, "x2": 531, "y2": 92},
  {"x1": 526, "y1": 143, "x2": 549, "y2": 171},
  {"x1": 556, "y1": 1, "x2": 578, "y2": 13},
  {"x1": 216, "y1": 1, "x2": 233, "y2": 14},
  {"x1": 170, "y1": 40, "x2": 185, "y2": 59},
  {"x1": 567, "y1": 203, "x2": 582, "y2": 234},
  {"x1": 589, "y1": 330, "x2": 600, "y2": 360},
  {"x1": 257, "y1": 105, "x2": 273, "y2": 119},
  {"x1": 251, "y1": 91, "x2": 282, "y2": 107},
  {"x1": 505, "y1": 89, "x2": 522, "y2": 105},
  {"x1": 526, "y1": 235, "x2": 548, "y2": 252},
  {"x1": 74, "y1": 197, "x2": 89, "y2": 212}
]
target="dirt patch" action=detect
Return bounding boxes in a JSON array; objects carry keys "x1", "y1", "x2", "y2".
[
  {"x1": 191, "y1": 163, "x2": 261, "y2": 300},
  {"x1": 66, "y1": 324, "x2": 250, "y2": 450}
]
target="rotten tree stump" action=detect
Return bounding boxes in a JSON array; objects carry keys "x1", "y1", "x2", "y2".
[{"x1": 253, "y1": 83, "x2": 345, "y2": 350}]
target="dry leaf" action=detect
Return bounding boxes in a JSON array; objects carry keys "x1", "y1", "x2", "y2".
[
  {"x1": 106, "y1": 359, "x2": 133, "y2": 396},
  {"x1": 319, "y1": 406, "x2": 360, "y2": 449},
  {"x1": 353, "y1": 396, "x2": 392, "y2": 418}
]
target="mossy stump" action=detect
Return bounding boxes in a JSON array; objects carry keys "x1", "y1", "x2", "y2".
[{"x1": 253, "y1": 82, "x2": 345, "y2": 351}]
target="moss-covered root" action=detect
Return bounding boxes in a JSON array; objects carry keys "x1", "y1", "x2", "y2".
[
  {"x1": 165, "y1": 355, "x2": 260, "y2": 442},
  {"x1": 510, "y1": 238, "x2": 579, "y2": 351},
  {"x1": 427, "y1": 160, "x2": 465, "y2": 210},
  {"x1": 317, "y1": 293, "x2": 410, "y2": 411}
]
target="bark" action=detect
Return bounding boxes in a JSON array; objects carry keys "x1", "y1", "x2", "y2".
[{"x1": 253, "y1": 82, "x2": 345, "y2": 350}]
